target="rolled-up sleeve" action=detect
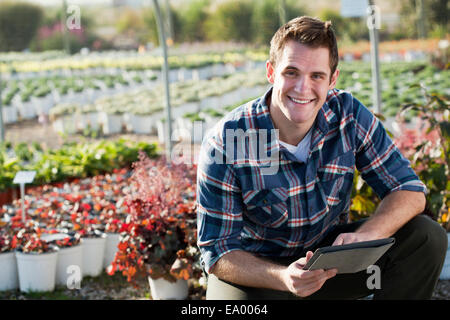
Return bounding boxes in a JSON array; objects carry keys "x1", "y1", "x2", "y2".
[
  {"x1": 196, "y1": 135, "x2": 244, "y2": 274},
  {"x1": 353, "y1": 97, "x2": 427, "y2": 199}
]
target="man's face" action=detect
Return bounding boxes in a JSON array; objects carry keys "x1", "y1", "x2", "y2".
[{"x1": 266, "y1": 40, "x2": 339, "y2": 132}]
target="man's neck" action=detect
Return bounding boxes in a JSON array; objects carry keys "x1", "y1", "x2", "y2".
[{"x1": 269, "y1": 102, "x2": 314, "y2": 146}]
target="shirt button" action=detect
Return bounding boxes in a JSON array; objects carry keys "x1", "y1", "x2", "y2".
[{"x1": 263, "y1": 199, "x2": 268, "y2": 204}]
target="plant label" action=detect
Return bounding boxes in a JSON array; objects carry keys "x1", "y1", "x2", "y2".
[{"x1": 13, "y1": 171, "x2": 36, "y2": 184}]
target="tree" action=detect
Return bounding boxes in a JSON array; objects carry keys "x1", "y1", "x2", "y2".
[
  {"x1": 251, "y1": 0, "x2": 305, "y2": 45},
  {"x1": 178, "y1": 0, "x2": 210, "y2": 42},
  {"x1": 204, "y1": 0, "x2": 253, "y2": 42},
  {"x1": 0, "y1": 2, "x2": 43, "y2": 52},
  {"x1": 399, "y1": 0, "x2": 449, "y2": 38}
]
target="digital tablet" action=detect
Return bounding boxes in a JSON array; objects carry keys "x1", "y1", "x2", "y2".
[{"x1": 303, "y1": 238, "x2": 395, "y2": 274}]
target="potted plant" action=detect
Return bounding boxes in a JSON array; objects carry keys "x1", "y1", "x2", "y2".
[
  {"x1": 13, "y1": 221, "x2": 59, "y2": 292},
  {"x1": 76, "y1": 103, "x2": 101, "y2": 133},
  {"x1": 42, "y1": 231, "x2": 83, "y2": 288},
  {"x1": 99, "y1": 197, "x2": 127, "y2": 269},
  {"x1": 124, "y1": 102, "x2": 159, "y2": 135},
  {"x1": 49, "y1": 102, "x2": 79, "y2": 134},
  {"x1": 70, "y1": 203, "x2": 107, "y2": 278},
  {"x1": 0, "y1": 222, "x2": 19, "y2": 291},
  {"x1": 97, "y1": 96, "x2": 126, "y2": 135},
  {"x1": 108, "y1": 153, "x2": 202, "y2": 300}
]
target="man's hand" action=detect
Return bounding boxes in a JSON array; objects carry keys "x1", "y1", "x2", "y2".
[
  {"x1": 331, "y1": 231, "x2": 380, "y2": 246},
  {"x1": 282, "y1": 251, "x2": 338, "y2": 297}
]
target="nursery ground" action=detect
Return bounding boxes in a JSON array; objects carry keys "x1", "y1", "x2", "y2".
[
  {"x1": 0, "y1": 272, "x2": 448, "y2": 300},
  {"x1": 2, "y1": 119, "x2": 450, "y2": 300}
]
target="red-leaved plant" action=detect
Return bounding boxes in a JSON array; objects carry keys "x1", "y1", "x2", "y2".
[
  {"x1": 108, "y1": 153, "x2": 201, "y2": 286},
  {"x1": 394, "y1": 85, "x2": 449, "y2": 231},
  {"x1": 11, "y1": 221, "x2": 56, "y2": 254}
]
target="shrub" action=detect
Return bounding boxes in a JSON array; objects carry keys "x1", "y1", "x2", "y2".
[
  {"x1": 0, "y1": 2, "x2": 43, "y2": 51},
  {"x1": 108, "y1": 154, "x2": 200, "y2": 285},
  {"x1": 205, "y1": 0, "x2": 253, "y2": 42}
]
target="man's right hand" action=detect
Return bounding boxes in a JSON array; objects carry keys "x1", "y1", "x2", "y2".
[{"x1": 282, "y1": 251, "x2": 338, "y2": 297}]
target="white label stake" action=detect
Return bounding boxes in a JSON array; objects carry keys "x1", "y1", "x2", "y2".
[{"x1": 13, "y1": 171, "x2": 36, "y2": 223}]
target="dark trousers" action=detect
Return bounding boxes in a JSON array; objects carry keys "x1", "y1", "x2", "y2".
[{"x1": 206, "y1": 214, "x2": 448, "y2": 300}]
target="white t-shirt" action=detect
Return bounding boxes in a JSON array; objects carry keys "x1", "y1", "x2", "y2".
[{"x1": 279, "y1": 129, "x2": 312, "y2": 163}]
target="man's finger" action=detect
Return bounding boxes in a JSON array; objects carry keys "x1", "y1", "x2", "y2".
[{"x1": 332, "y1": 235, "x2": 344, "y2": 246}]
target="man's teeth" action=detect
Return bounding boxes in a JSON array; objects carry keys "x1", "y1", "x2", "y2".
[{"x1": 291, "y1": 97, "x2": 312, "y2": 104}]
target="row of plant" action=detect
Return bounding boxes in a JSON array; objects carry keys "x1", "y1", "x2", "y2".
[
  {"x1": 48, "y1": 69, "x2": 268, "y2": 119},
  {"x1": 2, "y1": 72, "x2": 158, "y2": 107},
  {"x1": 337, "y1": 61, "x2": 450, "y2": 121},
  {"x1": 0, "y1": 139, "x2": 158, "y2": 192},
  {"x1": 0, "y1": 167, "x2": 137, "y2": 292},
  {"x1": 0, "y1": 49, "x2": 267, "y2": 74},
  {"x1": 0, "y1": 153, "x2": 200, "y2": 296}
]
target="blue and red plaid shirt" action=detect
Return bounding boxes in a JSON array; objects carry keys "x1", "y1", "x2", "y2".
[{"x1": 196, "y1": 87, "x2": 427, "y2": 274}]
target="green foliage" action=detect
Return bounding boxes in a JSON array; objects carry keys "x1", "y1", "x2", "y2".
[
  {"x1": 399, "y1": 85, "x2": 450, "y2": 230},
  {"x1": 399, "y1": 0, "x2": 449, "y2": 39},
  {"x1": 317, "y1": 8, "x2": 346, "y2": 40},
  {"x1": 30, "y1": 33, "x2": 86, "y2": 55},
  {"x1": 177, "y1": 0, "x2": 210, "y2": 42},
  {"x1": 0, "y1": 2, "x2": 43, "y2": 51},
  {"x1": 205, "y1": 0, "x2": 253, "y2": 43},
  {"x1": 0, "y1": 140, "x2": 159, "y2": 192}
]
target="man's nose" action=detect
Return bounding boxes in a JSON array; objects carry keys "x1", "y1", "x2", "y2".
[{"x1": 294, "y1": 76, "x2": 311, "y2": 93}]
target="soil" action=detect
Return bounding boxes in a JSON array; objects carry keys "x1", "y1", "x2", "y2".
[{"x1": 2, "y1": 119, "x2": 449, "y2": 300}]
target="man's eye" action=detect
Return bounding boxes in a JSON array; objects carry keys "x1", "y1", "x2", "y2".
[
  {"x1": 312, "y1": 74, "x2": 324, "y2": 80},
  {"x1": 284, "y1": 71, "x2": 296, "y2": 77}
]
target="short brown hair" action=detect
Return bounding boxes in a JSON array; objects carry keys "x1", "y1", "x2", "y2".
[{"x1": 269, "y1": 16, "x2": 339, "y2": 77}]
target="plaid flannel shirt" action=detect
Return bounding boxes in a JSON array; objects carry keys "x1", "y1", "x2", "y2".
[{"x1": 196, "y1": 87, "x2": 427, "y2": 274}]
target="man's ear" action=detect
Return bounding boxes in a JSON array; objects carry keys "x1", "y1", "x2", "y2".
[
  {"x1": 266, "y1": 60, "x2": 275, "y2": 84},
  {"x1": 328, "y1": 68, "x2": 340, "y2": 89}
]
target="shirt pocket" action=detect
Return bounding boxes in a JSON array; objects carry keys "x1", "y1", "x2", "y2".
[
  {"x1": 317, "y1": 151, "x2": 355, "y2": 207},
  {"x1": 242, "y1": 187, "x2": 289, "y2": 228}
]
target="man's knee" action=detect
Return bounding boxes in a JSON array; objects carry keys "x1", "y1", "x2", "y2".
[{"x1": 399, "y1": 214, "x2": 448, "y2": 262}]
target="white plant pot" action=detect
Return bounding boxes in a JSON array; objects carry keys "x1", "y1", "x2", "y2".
[
  {"x1": 177, "y1": 102, "x2": 200, "y2": 116},
  {"x1": 99, "y1": 112, "x2": 123, "y2": 135},
  {"x1": 18, "y1": 101, "x2": 37, "y2": 119},
  {"x1": 32, "y1": 96, "x2": 54, "y2": 115},
  {"x1": 197, "y1": 66, "x2": 212, "y2": 80},
  {"x1": 77, "y1": 112, "x2": 100, "y2": 131},
  {"x1": 81, "y1": 235, "x2": 106, "y2": 277},
  {"x1": 124, "y1": 113, "x2": 155, "y2": 134},
  {"x1": 0, "y1": 251, "x2": 19, "y2": 291},
  {"x1": 439, "y1": 233, "x2": 450, "y2": 280},
  {"x1": 148, "y1": 277, "x2": 188, "y2": 300},
  {"x1": 157, "y1": 120, "x2": 166, "y2": 144},
  {"x1": 103, "y1": 233, "x2": 121, "y2": 269},
  {"x1": 16, "y1": 250, "x2": 58, "y2": 292},
  {"x1": 169, "y1": 69, "x2": 179, "y2": 83},
  {"x1": 55, "y1": 244, "x2": 83, "y2": 287},
  {"x1": 52, "y1": 115, "x2": 77, "y2": 134},
  {"x1": 220, "y1": 91, "x2": 241, "y2": 108},
  {"x1": 212, "y1": 64, "x2": 227, "y2": 77},
  {"x1": 200, "y1": 96, "x2": 220, "y2": 111},
  {"x1": 2, "y1": 106, "x2": 18, "y2": 124}
]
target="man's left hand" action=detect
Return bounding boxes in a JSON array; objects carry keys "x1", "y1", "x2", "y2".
[{"x1": 332, "y1": 232, "x2": 380, "y2": 246}]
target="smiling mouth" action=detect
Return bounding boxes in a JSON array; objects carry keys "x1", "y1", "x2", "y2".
[{"x1": 288, "y1": 96, "x2": 315, "y2": 105}]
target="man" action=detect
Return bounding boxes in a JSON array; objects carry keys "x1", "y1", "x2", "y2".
[{"x1": 196, "y1": 16, "x2": 447, "y2": 300}]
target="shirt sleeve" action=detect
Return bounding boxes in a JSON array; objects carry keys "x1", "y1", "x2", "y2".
[
  {"x1": 196, "y1": 134, "x2": 244, "y2": 274},
  {"x1": 352, "y1": 97, "x2": 427, "y2": 199}
]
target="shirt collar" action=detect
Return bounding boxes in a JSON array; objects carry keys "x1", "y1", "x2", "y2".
[{"x1": 255, "y1": 87, "x2": 339, "y2": 161}]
